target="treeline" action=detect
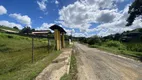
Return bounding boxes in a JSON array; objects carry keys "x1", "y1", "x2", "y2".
[
  {"x1": 0, "y1": 25, "x2": 72, "y2": 40},
  {"x1": 78, "y1": 28, "x2": 142, "y2": 44},
  {"x1": 76, "y1": 28, "x2": 142, "y2": 61}
]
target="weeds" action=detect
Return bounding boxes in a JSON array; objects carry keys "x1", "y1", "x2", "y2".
[{"x1": 89, "y1": 40, "x2": 142, "y2": 61}]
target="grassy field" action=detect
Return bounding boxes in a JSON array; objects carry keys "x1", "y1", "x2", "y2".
[
  {"x1": 0, "y1": 32, "x2": 61, "y2": 80},
  {"x1": 0, "y1": 26, "x2": 19, "y2": 31},
  {"x1": 89, "y1": 41, "x2": 142, "y2": 61}
]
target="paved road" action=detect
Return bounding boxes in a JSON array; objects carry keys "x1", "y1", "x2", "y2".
[{"x1": 74, "y1": 43, "x2": 142, "y2": 80}]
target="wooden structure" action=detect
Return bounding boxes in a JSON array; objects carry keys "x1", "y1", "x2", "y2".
[
  {"x1": 50, "y1": 25, "x2": 66, "y2": 50},
  {"x1": 31, "y1": 30, "x2": 50, "y2": 63}
]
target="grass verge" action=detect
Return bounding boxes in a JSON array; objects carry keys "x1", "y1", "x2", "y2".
[
  {"x1": 0, "y1": 51, "x2": 61, "y2": 80},
  {"x1": 60, "y1": 51, "x2": 77, "y2": 80},
  {"x1": 90, "y1": 45, "x2": 142, "y2": 61}
]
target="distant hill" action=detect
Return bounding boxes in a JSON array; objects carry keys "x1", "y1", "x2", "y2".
[
  {"x1": 104, "y1": 28, "x2": 142, "y2": 42},
  {"x1": 0, "y1": 25, "x2": 19, "y2": 33}
]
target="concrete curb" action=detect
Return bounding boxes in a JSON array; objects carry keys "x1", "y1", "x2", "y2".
[
  {"x1": 35, "y1": 48, "x2": 72, "y2": 80},
  {"x1": 66, "y1": 50, "x2": 72, "y2": 74}
]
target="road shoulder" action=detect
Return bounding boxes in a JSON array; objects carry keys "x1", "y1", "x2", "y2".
[{"x1": 35, "y1": 48, "x2": 72, "y2": 80}]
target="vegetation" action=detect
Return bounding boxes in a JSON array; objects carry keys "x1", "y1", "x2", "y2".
[
  {"x1": 60, "y1": 49, "x2": 77, "y2": 80},
  {"x1": 89, "y1": 41, "x2": 142, "y2": 61},
  {"x1": 126, "y1": 0, "x2": 142, "y2": 26},
  {"x1": 87, "y1": 36, "x2": 102, "y2": 45},
  {"x1": 0, "y1": 32, "x2": 61, "y2": 80},
  {"x1": 104, "y1": 41, "x2": 126, "y2": 50},
  {"x1": 78, "y1": 28, "x2": 142, "y2": 61},
  {"x1": 20, "y1": 27, "x2": 35, "y2": 35},
  {"x1": 0, "y1": 25, "x2": 19, "y2": 31},
  {"x1": 13, "y1": 26, "x2": 19, "y2": 30}
]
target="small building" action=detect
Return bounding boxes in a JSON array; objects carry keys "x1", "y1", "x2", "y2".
[{"x1": 50, "y1": 25, "x2": 66, "y2": 50}]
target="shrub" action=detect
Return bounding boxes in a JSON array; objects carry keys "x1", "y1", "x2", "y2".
[
  {"x1": 140, "y1": 35, "x2": 142, "y2": 42},
  {"x1": 104, "y1": 41, "x2": 126, "y2": 50},
  {"x1": 126, "y1": 43, "x2": 142, "y2": 52},
  {"x1": 87, "y1": 36, "x2": 102, "y2": 45},
  {"x1": 89, "y1": 45, "x2": 98, "y2": 48},
  {"x1": 7, "y1": 35, "x2": 13, "y2": 38}
]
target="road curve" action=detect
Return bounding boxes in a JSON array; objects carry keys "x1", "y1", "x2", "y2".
[{"x1": 74, "y1": 43, "x2": 142, "y2": 80}]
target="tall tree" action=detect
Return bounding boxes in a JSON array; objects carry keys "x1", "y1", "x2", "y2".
[
  {"x1": 20, "y1": 26, "x2": 32, "y2": 35},
  {"x1": 13, "y1": 26, "x2": 19, "y2": 30},
  {"x1": 126, "y1": 0, "x2": 142, "y2": 26}
]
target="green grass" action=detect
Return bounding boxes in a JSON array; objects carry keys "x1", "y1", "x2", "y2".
[
  {"x1": 0, "y1": 26, "x2": 19, "y2": 32},
  {"x1": 60, "y1": 50, "x2": 77, "y2": 80},
  {"x1": 0, "y1": 32, "x2": 60, "y2": 80},
  {"x1": 90, "y1": 44, "x2": 142, "y2": 61}
]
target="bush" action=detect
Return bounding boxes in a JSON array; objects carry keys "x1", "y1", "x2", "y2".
[
  {"x1": 79, "y1": 37, "x2": 87, "y2": 43},
  {"x1": 140, "y1": 35, "x2": 142, "y2": 42},
  {"x1": 126, "y1": 43, "x2": 142, "y2": 52},
  {"x1": 89, "y1": 45, "x2": 98, "y2": 48},
  {"x1": 87, "y1": 36, "x2": 102, "y2": 45},
  {"x1": 104, "y1": 41, "x2": 126, "y2": 50},
  {"x1": 7, "y1": 35, "x2": 13, "y2": 38}
]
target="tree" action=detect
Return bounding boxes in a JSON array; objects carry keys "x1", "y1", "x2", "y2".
[
  {"x1": 113, "y1": 33, "x2": 121, "y2": 41},
  {"x1": 20, "y1": 27, "x2": 32, "y2": 35},
  {"x1": 13, "y1": 26, "x2": 19, "y2": 30},
  {"x1": 140, "y1": 35, "x2": 142, "y2": 42},
  {"x1": 87, "y1": 36, "x2": 102, "y2": 45},
  {"x1": 126, "y1": 0, "x2": 142, "y2": 26}
]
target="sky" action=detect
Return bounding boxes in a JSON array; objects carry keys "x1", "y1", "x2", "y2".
[{"x1": 0, "y1": 0, "x2": 142, "y2": 37}]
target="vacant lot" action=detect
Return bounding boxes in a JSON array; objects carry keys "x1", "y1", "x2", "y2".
[{"x1": 0, "y1": 33, "x2": 60, "y2": 80}]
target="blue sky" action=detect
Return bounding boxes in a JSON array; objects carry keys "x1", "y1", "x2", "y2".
[{"x1": 1, "y1": 0, "x2": 141, "y2": 37}]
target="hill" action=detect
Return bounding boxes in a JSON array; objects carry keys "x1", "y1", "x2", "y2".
[
  {"x1": 104, "y1": 28, "x2": 142, "y2": 42},
  {"x1": 0, "y1": 32, "x2": 60, "y2": 80},
  {"x1": 0, "y1": 25, "x2": 19, "y2": 33}
]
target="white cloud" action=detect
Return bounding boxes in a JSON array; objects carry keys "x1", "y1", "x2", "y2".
[
  {"x1": 58, "y1": 0, "x2": 123, "y2": 31},
  {"x1": 0, "y1": 20, "x2": 23, "y2": 29},
  {"x1": 89, "y1": 4, "x2": 142, "y2": 37},
  {"x1": 0, "y1": 5, "x2": 7, "y2": 15},
  {"x1": 37, "y1": 0, "x2": 47, "y2": 11},
  {"x1": 9, "y1": 13, "x2": 31, "y2": 27},
  {"x1": 55, "y1": 0, "x2": 59, "y2": 5},
  {"x1": 79, "y1": 0, "x2": 125, "y2": 10},
  {"x1": 74, "y1": 32, "x2": 87, "y2": 37},
  {"x1": 39, "y1": 16, "x2": 43, "y2": 18},
  {"x1": 58, "y1": 0, "x2": 140, "y2": 37},
  {"x1": 95, "y1": 9, "x2": 121, "y2": 23},
  {"x1": 36, "y1": 23, "x2": 54, "y2": 30},
  {"x1": 95, "y1": 19, "x2": 142, "y2": 37},
  {"x1": 59, "y1": 1, "x2": 92, "y2": 31},
  {"x1": 44, "y1": 12, "x2": 48, "y2": 15},
  {"x1": 64, "y1": 28, "x2": 75, "y2": 35}
]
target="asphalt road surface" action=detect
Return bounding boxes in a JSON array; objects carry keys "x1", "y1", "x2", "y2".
[{"x1": 74, "y1": 43, "x2": 142, "y2": 80}]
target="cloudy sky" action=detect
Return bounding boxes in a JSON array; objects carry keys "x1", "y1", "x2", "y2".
[{"x1": 0, "y1": 0, "x2": 142, "y2": 37}]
